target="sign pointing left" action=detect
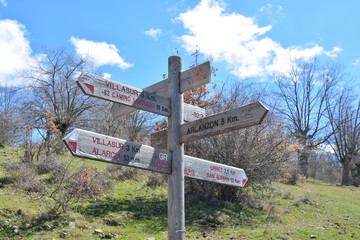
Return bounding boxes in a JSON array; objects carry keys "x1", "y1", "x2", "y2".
[
  {"x1": 77, "y1": 73, "x2": 171, "y2": 116},
  {"x1": 63, "y1": 128, "x2": 172, "y2": 174}
]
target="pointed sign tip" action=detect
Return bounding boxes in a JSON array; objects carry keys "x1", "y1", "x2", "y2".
[
  {"x1": 242, "y1": 179, "x2": 248, "y2": 187},
  {"x1": 68, "y1": 141, "x2": 77, "y2": 153},
  {"x1": 83, "y1": 83, "x2": 94, "y2": 94}
]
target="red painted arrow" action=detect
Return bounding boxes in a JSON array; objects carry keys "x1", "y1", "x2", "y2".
[
  {"x1": 68, "y1": 141, "x2": 77, "y2": 153},
  {"x1": 83, "y1": 83, "x2": 94, "y2": 94},
  {"x1": 242, "y1": 179, "x2": 247, "y2": 186}
]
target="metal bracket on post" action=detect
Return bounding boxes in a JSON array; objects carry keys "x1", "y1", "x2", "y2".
[{"x1": 167, "y1": 56, "x2": 185, "y2": 240}]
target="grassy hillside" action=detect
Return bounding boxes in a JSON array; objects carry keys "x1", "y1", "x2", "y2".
[{"x1": 0, "y1": 147, "x2": 359, "y2": 239}]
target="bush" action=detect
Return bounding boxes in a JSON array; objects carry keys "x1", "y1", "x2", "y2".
[
  {"x1": 5, "y1": 156, "x2": 113, "y2": 213},
  {"x1": 105, "y1": 165, "x2": 146, "y2": 181},
  {"x1": 47, "y1": 164, "x2": 113, "y2": 213},
  {"x1": 5, "y1": 162, "x2": 37, "y2": 189},
  {"x1": 33, "y1": 153, "x2": 63, "y2": 175},
  {"x1": 144, "y1": 173, "x2": 167, "y2": 188}
]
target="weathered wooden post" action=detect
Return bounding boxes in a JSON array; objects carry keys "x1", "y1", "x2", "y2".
[
  {"x1": 167, "y1": 56, "x2": 185, "y2": 240},
  {"x1": 67, "y1": 56, "x2": 265, "y2": 239}
]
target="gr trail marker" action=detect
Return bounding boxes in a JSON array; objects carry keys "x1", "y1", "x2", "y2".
[
  {"x1": 77, "y1": 73, "x2": 171, "y2": 116},
  {"x1": 63, "y1": 128, "x2": 172, "y2": 174}
]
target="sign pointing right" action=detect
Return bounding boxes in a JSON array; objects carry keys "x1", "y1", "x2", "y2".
[{"x1": 180, "y1": 101, "x2": 268, "y2": 143}]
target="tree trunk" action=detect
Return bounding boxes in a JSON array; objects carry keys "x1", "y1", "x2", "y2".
[
  {"x1": 299, "y1": 150, "x2": 309, "y2": 177},
  {"x1": 351, "y1": 162, "x2": 360, "y2": 187},
  {"x1": 341, "y1": 161, "x2": 351, "y2": 186}
]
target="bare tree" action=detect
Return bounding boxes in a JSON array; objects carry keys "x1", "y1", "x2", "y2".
[
  {"x1": 185, "y1": 82, "x2": 291, "y2": 202},
  {"x1": 22, "y1": 47, "x2": 95, "y2": 155},
  {"x1": 326, "y1": 88, "x2": 360, "y2": 185},
  {"x1": 91, "y1": 100, "x2": 154, "y2": 143},
  {"x1": 0, "y1": 85, "x2": 20, "y2": 146},
  {"x1": 272, "y1": 58, "x2": 339, "y2": 177}
]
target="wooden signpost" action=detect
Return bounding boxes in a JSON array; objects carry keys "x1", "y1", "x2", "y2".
[{"x1": 64, "y1": 56, "x2": 268, "y2": 240}]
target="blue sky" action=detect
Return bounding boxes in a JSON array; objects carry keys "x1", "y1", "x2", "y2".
[{"x1": 1, "y1": 0, "x2": 360, "y2": 89}]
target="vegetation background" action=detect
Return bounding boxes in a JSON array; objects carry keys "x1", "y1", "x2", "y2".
[{"x1": 0, "y1": 49, "x2": 359, "y2": 239}]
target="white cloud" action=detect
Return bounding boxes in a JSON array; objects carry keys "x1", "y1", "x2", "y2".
[
  {"x1": 177, "y1": 0, "x2": 341, "y2": 79},
  {"x1": 0, "y1": 0, "x2": 8, "y2": 7},
  {"x1": 102, "y1": 73, "x2": 112, "y2": 79},
  {"x1": 352, "y1": 59, "x2": 360, "y2": 66},
  {"x1": 259, "y1": 3, "x2": 273, "y2": 12},
  {"x1": 144, "y1": 28, "x2": 162, "y2": 39},
  {"x1": 325, "y1": 47, "x2": 343, "y2": 58},
  {"x1": 70, "y1": 37, "x2": 133, "y2": 70},
  {"x1": 0, "y1": 19, "x2": 33, "y2": 86}
]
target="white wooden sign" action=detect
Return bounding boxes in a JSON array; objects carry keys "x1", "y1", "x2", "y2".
[
  {"x1": 112, "y1": 102, "x2": 205, "y2": 122},
  {"x1": 77, "y1": 73, "x2": 171, "y2": 116},
  {"x1": 180, "y1": 101, "x2": 268, "y2": 143},
  {"x1": 183, "y1": 103, "x2": 206, "y2": 122},
  {"x1": 63, "y1": 128, "x2": 172, "y2": 174},
  {"x1": 151, "y1": 101, "x2": 268, "y2": 147},
  {"x1": 179, "y1": 61, "x2": 211, "y2": 93},
  {"x1": 110, "y1": 61, "x2": 209, "y2": 120},
  {"x1": 184, "y1": 155, "x2": 248, "y2": 187}
]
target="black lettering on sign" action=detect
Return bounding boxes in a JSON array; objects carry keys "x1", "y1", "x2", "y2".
[
  {"x1": 186, "y1": 119, "x2": 220, "y2": 135},
  {"x1": 132, "y1": 146, "x2": 140, "y2": 153},
  {"x1": 227, "y1": 115, "x2": 239, "y2": 123}
]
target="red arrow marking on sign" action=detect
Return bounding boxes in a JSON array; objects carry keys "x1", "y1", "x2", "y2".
[
  {"x1": 68, "y1": 141, "x2": 77, "y2": 153},
  {"x1": 242, "y1": 179, "x2": 247, "y2": 186},
  {"x1": 84, "y1": 83, "x2": 94, "y2": 94}
]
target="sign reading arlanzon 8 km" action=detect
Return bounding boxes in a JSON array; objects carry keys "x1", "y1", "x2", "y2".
[
  {"x1": 63, "y1": 128, "x2": 172, "y2": 174},
  {"x1": 180, "y1": 101, "x2": 269, "y2": 143},
  {"x1": 77, "y1": 73, "x2": 171, "y2": 116}
]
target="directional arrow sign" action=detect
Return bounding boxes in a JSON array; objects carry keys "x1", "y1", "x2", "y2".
[
  {"x1": 180, "y1": 101, "x2": 269, "y2": 143},
  {"x1": 184, "y1": 155, "x2": 248, "y2": 187},
  {"x1": 179, "y1": 61, "x2": 211, "y2": 93},
  {"x1": 63, "y1": 128, "x2": 172, "y2": 174},
  {"x1": 110, "y1": 61, "x2": 210, "y2": 119},
  {"x1": 112, "y1": 102, "x2": 205, "y2": 122},
  {"x1": 77, "y1": 73, "x2": 171, "y2": 116},
  {"x1": 151, "y1": 101, "x2": 269, "y2": 146},
  {"x1": 183, "y1": 103, "x2": 206, "y2": 122}
]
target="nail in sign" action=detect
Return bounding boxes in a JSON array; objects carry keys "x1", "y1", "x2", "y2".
[
  {"x1": 63, "y1": 128, "x2": 172, "y2": 174},
  {"x1": 77, "y1": 73, "x2": 171, "y2": 116}
]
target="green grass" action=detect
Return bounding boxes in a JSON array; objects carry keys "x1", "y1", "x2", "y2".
[{"x1": 0, "y1": 146, "x2": 359, "y2": 239}]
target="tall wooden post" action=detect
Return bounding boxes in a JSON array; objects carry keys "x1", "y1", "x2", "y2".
[{"x1": 168, "y1": 56, "x2": 185, "y2": 240}]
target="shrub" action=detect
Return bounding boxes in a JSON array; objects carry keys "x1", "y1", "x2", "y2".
[
  {"x1": 144, "y1": 173, "x2": 167, "y2": 188},
  {"x1": 5, "y1": 156, "x2": 113, "y2": 213},
  {"x1": 47, "y1": 164, "x2": 113, "y2": 213}
]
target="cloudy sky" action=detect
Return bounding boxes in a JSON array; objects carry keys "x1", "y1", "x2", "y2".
[{"x1": 0, "y1": 0, "x2": 359, "y2": 88}]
